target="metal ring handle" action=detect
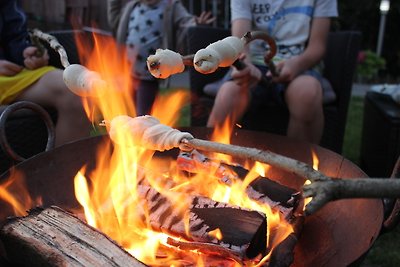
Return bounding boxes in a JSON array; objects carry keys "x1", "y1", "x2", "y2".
[
  {"x1": 0, "y1": 101, "x2": 55, "y2": 162},
  {"x1": 382, "y1": 156, "x2": 400, "y2": 231}
]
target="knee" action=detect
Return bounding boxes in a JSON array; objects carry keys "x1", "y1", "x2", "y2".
[
  {"x1": 285, "y1": 76, "x2": 323, "y2": 118},
  {"x1": 214, "y1": 81, "x2": 248, "y2": 105}
]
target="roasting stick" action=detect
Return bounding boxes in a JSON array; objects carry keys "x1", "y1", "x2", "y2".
[
  {"x1": 107, "y1": 115, "x2": 400, "y2": 216},
  {"x1": 147, "y1": 31, "x2": 279, "y2": 79},
  {"x1": 30, "y1": 29, "x2": 106, "y2": 97},
  {"x1": 303, "y1": 178, "x2": 400, "y2": 215},
  {"x1": 108, "y1": 115, "x2": 329, "y2": 182}
]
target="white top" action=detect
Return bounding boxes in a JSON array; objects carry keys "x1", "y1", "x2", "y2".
[{"x1": 231, "y1": 0, "x2": 338, "y2": 64}]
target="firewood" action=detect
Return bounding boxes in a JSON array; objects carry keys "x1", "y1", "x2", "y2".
[
  {"x1": 267, "y1": 215, "x2": 304, "y2": 267},
  {"x1": 0, "y1": 206, "x2": 147, "y2": 267},
  {"x1": 176, "y1": 149, "x2": 301, "y2": 220},
  {"x1": 136, "y1": 184, "x2": 267, "y2": 259}
]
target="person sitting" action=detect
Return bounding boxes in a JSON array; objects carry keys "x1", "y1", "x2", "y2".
[
  {"x1": 107, "y1": 0, "x2": 215, "y2": 116},
  {"x1": 207, "y1": 0, "x2": 338, "y2": 144},
  {"x1": 0, "y1": 0, "x2": 91, "y2": 146}
]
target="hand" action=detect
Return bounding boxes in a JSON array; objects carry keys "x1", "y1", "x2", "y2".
[
  {"x1": 0, "y1": 59, "x2": 23, "y2": 76},
  {"x1": 23, "y1": 46, "x2": 49, "y2": 70},
  {"x1": 195, "y1": 11, "x2": 216, "y2": 25},
  {"x1": 268, "y1": 57, "x2": 301, "y2": 84},
  {"x1": 231, "y1": 59, "x2": 262, "y2": 89}
]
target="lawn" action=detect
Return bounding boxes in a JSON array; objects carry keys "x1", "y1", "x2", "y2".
[{"x1": 343, "y1": 96, "x2": 400, "y2": 267}]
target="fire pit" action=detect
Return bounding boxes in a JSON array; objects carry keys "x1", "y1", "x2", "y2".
[{"x1": 0, "y1": 127, "x2": 384, "y2": 266}]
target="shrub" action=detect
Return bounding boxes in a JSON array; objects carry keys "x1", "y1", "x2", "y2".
[{"x1": 356, "y1": 50, "x2": 386, "y2": 83}]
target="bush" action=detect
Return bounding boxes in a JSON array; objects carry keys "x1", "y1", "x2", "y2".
[{"x1": 356, "y1": 50, "x2": 386, "y2": 83}]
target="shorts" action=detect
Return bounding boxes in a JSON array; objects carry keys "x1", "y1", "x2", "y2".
[
  {"x1": 203, "y1": 65, "x2": 336, "y2": 107},
  {"x1": 0, "y1": 66, "x2": 55, "y2": 104},
  {"x1": 250, "y1": 65, "x2": 335, "y2": 108}
]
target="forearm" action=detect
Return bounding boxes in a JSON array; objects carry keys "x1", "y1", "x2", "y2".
[
  {"x1": 293, "y1": 17, "x2": 331, "y2": 73},
  {"x1": 231, "y1": 19, "x2": 252, "y2": 63}
]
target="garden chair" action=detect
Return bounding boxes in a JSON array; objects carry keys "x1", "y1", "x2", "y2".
[{"x1": 187, "y1": 25, "x2": 361, "y2": 154}]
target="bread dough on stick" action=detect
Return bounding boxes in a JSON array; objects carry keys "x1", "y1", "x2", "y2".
[
  {"x1": 147, "y1": 49, "x2": 185, "y2": 79},
  {"x1": 63, "y1": 64, "x2": 106, "y2": 97},
  {"x1": 109, "y1": 115, "x2": 193, "y2": 151},
  {"x1": 194, "y1": 36, "x2": 245, "y2": 74}
]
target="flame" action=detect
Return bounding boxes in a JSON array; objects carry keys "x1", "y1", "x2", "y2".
[
  {"x1": 0, "y1": 32, "x2": 295, "y2": 266},
  {"x1": 303, "y1": 150, "x2": 319, "y2": 209},
  {"x1": 0, "y1": 168, "x2": 42, "y2": 217}
]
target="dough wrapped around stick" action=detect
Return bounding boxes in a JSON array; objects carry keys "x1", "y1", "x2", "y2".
[
  {"x1": 147, "y1": 49, "x2": 185, "y2": 79},
  {"x1": 63, "y1": 64, "x2": 107, "y2": 97},
  {"x1": 194, "y1": 36, "x2": 245, "y2": 74},
  {"x1": 109, "y1": 115, "x2": 193, "y2": 151}
]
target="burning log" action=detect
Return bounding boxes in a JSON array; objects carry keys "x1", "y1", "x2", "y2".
[
  {"x1": 135, "y1": 184, "x2": 267, "y2": 259},
  {"x1": 0, "y1": 206, "x2": 147, "y2": 267},
  {"x1": 176, "y1": 149, "x2": 301, "y2": 220}
]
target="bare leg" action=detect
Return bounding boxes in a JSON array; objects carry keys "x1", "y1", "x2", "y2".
[
  {"x1": 14, "y1": 69, "x2": 91, "y2": 146},
  {"x1": 285, "y1": 75, "x2": 324, "y2": 144},
  {"x1": 207, "y1": 81, "x2": 250, "y2": 128}
]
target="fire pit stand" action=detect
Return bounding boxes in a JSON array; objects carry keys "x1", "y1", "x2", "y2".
[{"x1": 0, "y1": 128, "x2": 387, "y2": 266}]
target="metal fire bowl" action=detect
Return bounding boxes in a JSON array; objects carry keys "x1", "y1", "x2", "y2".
[{"x1": 0, "y1": 128, "x2": 384, "y2": 267}]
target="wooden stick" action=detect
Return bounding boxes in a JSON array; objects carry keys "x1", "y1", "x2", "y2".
[
  {"x1": 180, "y1": 137, "x2": 329, "y2": 183},
  {"x1": 0, "y1": 206, "x2": 147, "y2": 267},
  {"x1": 303, "y1": 178, "x2": 400, "y2": 215},
  {"x1": 180, "y1": 30, "x2": 279, "y2": 76},
  {"x1": 30, "y1": 28, "x2": 71, "y2": 68}
]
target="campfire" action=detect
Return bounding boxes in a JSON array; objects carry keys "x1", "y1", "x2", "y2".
[{"x1": 0, "y1": 30, "x2": 388, "y2": 267}]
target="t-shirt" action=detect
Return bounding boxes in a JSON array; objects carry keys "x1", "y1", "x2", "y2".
[
  {"x1": 231, "y1": 0, "x2": 338, "y2": 65},
  {"x1": 126, "y1": 0, "x2": 167, "y2": 80}
]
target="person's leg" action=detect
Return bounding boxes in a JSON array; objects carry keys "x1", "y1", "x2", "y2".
[
  {"x1": 135, "y1": 79, "x2": 159, "y2": 116},
  {"x1": 284, "y1": 75, "x2": 324, "y2": 143},
  {"x1": 14, "y1": 69, "x2": 91, "y2": 146},
  {"x1": 207, "y1": 80, "x2": 250, "y2": 128}
]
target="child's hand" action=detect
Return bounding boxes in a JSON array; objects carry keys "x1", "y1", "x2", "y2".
[
  {"x1": 23, "y1": 46, "x2": 49, "y2": 70},
  {"x1": 195, "y1": 11, "x2": 216, "y2": 25},
  {"x1": 0, "y1": 59, "x2": 23, "y2": 76}
]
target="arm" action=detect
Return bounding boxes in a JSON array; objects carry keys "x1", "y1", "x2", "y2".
[
  {"x1": 107, "y1": 0, "x2": 124, "y2": 34},
  {"x1": 0, "y1": 60, "x2": 23, "y2": 76},
  {"x1": 230, "y1": 19, "x2": 262, "y2": 88},
  {"x1": 271, "y1": 17, "x2": 331, "y2": 83}
]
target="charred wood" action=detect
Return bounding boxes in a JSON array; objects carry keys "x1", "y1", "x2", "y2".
[
  {"x1": 176, "y1": 150, "x2": 301, "y2": 220},
  {"x1": 136, "y1": 184, "x2": 267, "y2": 259}
]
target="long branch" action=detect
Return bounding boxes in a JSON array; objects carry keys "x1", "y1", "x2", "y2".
[{"x1": 303, "y1": 178, "x2": 400, "y2": 215}]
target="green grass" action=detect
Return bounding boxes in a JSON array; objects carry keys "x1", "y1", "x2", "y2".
[
  {"x1": 343, "y1": 96, "x2": 400, "y2": 267},
  {"x1": 343, "y1": 96, "x2": 365, "y2": 165}
]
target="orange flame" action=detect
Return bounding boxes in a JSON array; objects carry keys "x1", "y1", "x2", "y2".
[
  {"x1": 0, "y1": 31, "x2": 295, "y2": 266},
  {"x1": 0, "y1": 168, "x2": 42, "y2": 217},
  {"x1": 303, "y1": 149, "x2": 319, "y2": 209}
]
